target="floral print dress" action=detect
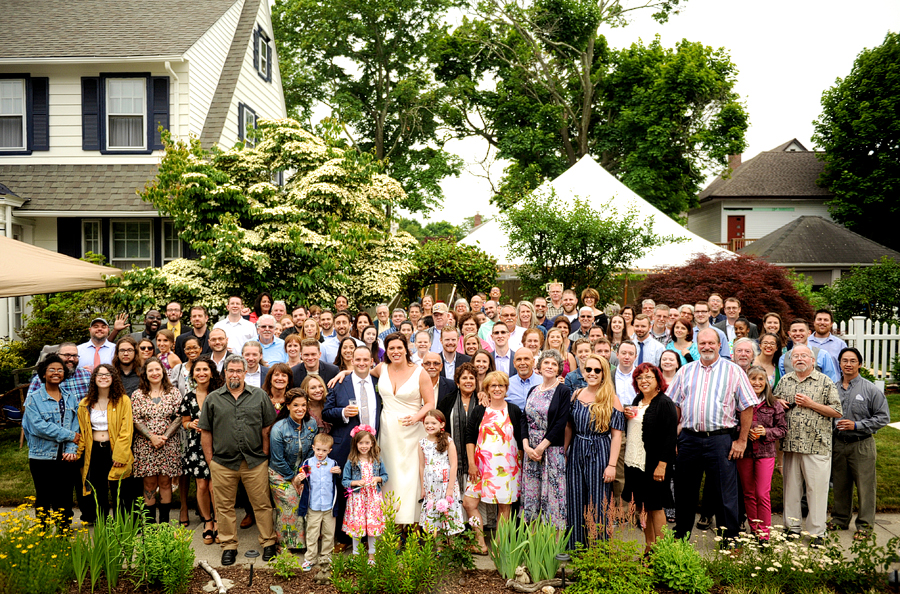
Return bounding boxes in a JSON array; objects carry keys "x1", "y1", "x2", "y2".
[
  {"x1": 419, "y1": 438, "x2": 465, "y2": 535},
  {"x1": 464, "y1": 405, "x2": 520, "y2": 504},
  {"x1": 268, "y1": 417, "x2": 317, "y2": 549},
  {"x1": 522, "y1": 387, "x2": 567, "y2": 529},
  {"x1": 131, "y1": 388, "x2": 183, "y2": 478},
  {"x1": 179, "y1": 391, "x2": 210, "y2": 479},
  {"x1": 343, "y1": 461, "x2": 386, "y2": 538}
]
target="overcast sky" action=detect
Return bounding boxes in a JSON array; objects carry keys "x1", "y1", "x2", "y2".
[{"x1": 420, "y1": 0, "x2": 899, "y2": 225}]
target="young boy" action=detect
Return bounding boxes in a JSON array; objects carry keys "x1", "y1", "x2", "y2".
[{"x1": 299, "y1": 433, "x2": 341, "y2": 571}]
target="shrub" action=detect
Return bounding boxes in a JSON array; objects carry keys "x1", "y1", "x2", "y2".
[
  {"x1": 0, "y1": 499, "x2": 77, "y2": 594},
  {"x1": 567, "y1": 538, "x2": 653, "y2": 594},
  {"x1": 649, "y1": 528, "x2": 713, "y2": 594},
  {"x1": 132, "y1": 520, "x2": 195, "y2": 594},
  {"x1": 0, "y1": 338, "x2": 28, "y2": 393},
  {"x1": 639, "y1": 254, "x2": 815, "y2": 326},
  {"x1": 819, "y1": 256, "x2": 900, "y2": 322},
  {"x1": 269, "y1": 548, "x2": 301, "y2": 580}
]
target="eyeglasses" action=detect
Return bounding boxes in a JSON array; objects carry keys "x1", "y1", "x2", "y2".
[
  {"x1": 258, "y1": 325, "x2": 275, "y2": 329},
  {"x1": 46, "y1": 369, "x2": 65, "y2": 375},
  {"x1": 96, "y1": 373, "x2": 113, "y2": 378},
  {"x1": 422, "y1": 361, "x2": 441, "y2": 367},
  {"x1": 145, "y1": 315, "x2": 162, "y2": 320},
  {"x1": 60, "y1": 353, "x2": 79, "y2": 359},
  {"x1": 118, "y1": 348, "x2": 135, "y2": 354}
]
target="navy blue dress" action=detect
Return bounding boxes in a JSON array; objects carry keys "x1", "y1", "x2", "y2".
[{"x1": 566, "y1": 402, "x2": 625, "y2": 547}]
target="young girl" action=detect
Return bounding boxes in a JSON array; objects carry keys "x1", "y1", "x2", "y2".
[
  {"x1": 735, "y1": 366, "x2": 787, "y2": 541},
  {"x1": 341, "y1": 425, "x2": 388, "y2": 563},
  {"x1": 418, "y1": 410, "x2": 465, "y2": 535}
]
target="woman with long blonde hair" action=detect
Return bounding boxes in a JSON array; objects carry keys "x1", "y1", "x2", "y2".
[{"x1": 565, "y1": 355, "x2": 624, "y2": 547}]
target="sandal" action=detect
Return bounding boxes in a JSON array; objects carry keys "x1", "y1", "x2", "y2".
[{"x1": 201, "y1": 517, "x2": 215, "y2": 545}]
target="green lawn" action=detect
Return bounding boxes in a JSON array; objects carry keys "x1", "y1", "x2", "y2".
[{"x1": 1, "y1": 394, "x2": 898, "y2": 510}]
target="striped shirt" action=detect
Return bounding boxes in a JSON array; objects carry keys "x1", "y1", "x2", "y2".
[{"x1": 668, "y1": 356, "x2": 758, "y2": 432}]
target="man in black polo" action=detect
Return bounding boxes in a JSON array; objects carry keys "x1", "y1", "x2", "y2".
[{"x1": 200, "y1": 354, "x2": 278, "y2": 566}]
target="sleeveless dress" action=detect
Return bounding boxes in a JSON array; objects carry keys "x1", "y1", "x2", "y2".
[
  {"x1": 378, "y1": 364, "x2": 428, "y2": 523},
  {"x1": 522, "y1": 386, "x2": 567, "y2": 529},
  {"x1": 464, "y1": 405, "x2": 519, "y2": 504},
  {"x1": 419, "y1": 438, "x2": 465, "y2": 534}
]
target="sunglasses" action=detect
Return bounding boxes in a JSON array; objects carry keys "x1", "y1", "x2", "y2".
[
  {"x1": 139, "y1": 346, "x2": 155, "y2": 351},
  {"x1": 583, "y1": 366, "x2": 603, "y2": 374}
]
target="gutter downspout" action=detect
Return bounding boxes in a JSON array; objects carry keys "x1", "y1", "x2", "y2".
[
  {"x1": 164, "y1": 61, "x2": 181, "y2": 140},
  {"x1": 6, "y1": 205, "x2": 14, "y2": 339}
]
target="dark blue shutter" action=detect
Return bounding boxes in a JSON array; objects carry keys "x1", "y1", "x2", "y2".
[
  {"x1": 149, "y1": 76, "x2": 169, "y2": 150},
  {"x1": 30, "y1": 77, "x2": 50, "y2": 151},
  {"x1": 253, "y1": 29, "x2": 260, "y2": 73},
  {"x1": 237, "y1": 103, "x2": 245, "y2": 141},
  {"x1": 81, "y1": 77, "x2": 101, "y2": 151},
  {"x1": 266, "y1": 43, "x2": 272, "y2": 82}
]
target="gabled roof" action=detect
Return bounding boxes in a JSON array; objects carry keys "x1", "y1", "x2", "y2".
[
  {"x1": 0, "y1": 182, "x2": 20, "y2": 198},
  {"x1": 0, "y1": 0, "x2": 238, "y2": 59},
  {"x1": 698, "y1": 139, "x2": 831, "y2": 202},
  {"x1": 0, "y1": 164, "x2": 159, "y2": 212},
  {"x1": 738, "y1": 216, "x2": 900, "y2": 265}
]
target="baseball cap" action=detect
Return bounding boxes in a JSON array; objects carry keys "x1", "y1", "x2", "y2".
[{"x1": 432, "y1": 303, "x2": 449, "y2": 314}]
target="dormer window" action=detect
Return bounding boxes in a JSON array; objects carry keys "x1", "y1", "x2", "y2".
[
  {"x1": 0, "y1": 79, "x2": 25, "y2": 150},
  {"x1": 254, "y1": 26, "x2": 272, "y2": 83}
]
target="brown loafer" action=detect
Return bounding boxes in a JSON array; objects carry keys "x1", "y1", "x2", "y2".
[{"x1": 240, "y1": 512, "x2": 255, "y2": 529}]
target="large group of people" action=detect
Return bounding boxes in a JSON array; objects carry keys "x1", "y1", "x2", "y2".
[{"x1": 21, "y1": 285, "x2": 891, "y2": 569}]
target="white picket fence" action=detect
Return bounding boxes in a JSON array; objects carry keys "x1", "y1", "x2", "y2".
[{"x1": 836, "y1": 316, "x2": 900, "y2": 380}]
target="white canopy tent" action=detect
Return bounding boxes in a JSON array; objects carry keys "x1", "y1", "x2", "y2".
[{"x1": 460, "y1": 155, "x2": 732, "y2": 271}]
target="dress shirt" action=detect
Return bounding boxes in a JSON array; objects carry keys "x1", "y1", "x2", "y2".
[
  {"x1": 692, "y1": 325, "x2": 731, "y2": 359},
  {"x1": 167, "y1": 320, "x2": 183, "y2": 336},
  {"x1": 650, "y1": 329, "x2": 669, "y2": 346},
  {"x1": 430, "y1": 328, "x2": 443, "y2": 353},
  {"x1": 633, "y1": 335, "x2": 665, "y2": 366},
  {"x1": 245, "y1": 367, "x2": 263, "y2": 388},
  {"x1": 478, "y1": 320, "x2": 495, "y2": 341},
  {"x1": 808, "y1": 333, "x2": 848, "y2": 364},
  {"x1": 442, "y1": 352, "x2": 458, "y2": 380},
  {"x1": 213, "y1": 317, "x2": 258, "y2": 353},
  {"x1": 508, "y1": 326, "x2": 524, "y2": 352},
  {"x1": 506, "y1": 371, "x2": 541, "y2": 410},
  {"x1": 546, "y1": 303, "x2": 564, "y2": 321},
  {"x1": 28, "y1": 367, "x2": 91, "y2": 401},
  {"x1": 198, "y1": 384, "x2": 277, "y2": 470},
  {"x1": 76, "y1": 340, "x2": 115, "y2": 369},
  {"x1": 305, "y1": 456, "x2": 337, "y2": 511},
  {"x1": 493, "y1": 348, "x2": 513, "y2": 376},
  {"x1": 775, "y1": 370, "x2": 842, "y2": 456},
  {"x1": 614, "y1": 366, "x2": 637, "y2": 409},
  {"x1": 321, "y1": 335, "x2": 363, "y2": 365},
  {"x1": 346, "y1": 373, "x2": 378, "y2": 427},
  {"x1": 261, "y1": 337, "x2": 287, "y2": 365},
  {"x1": 667, "y1": 356, "x2": 758, "y2": 433},
  {"x1": 723, "y1": 322, "x2": 736, "y2": 342},
  {"x1": 835, "y1": 375, "x2": 890, "y2": 439}
]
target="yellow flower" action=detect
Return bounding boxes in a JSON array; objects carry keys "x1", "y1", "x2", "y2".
[
  {"x1": 0, "y1": 553, "x2": 7, "y2": 559},
  {"x1": 51, "y1": 554, "x2": 57, "y2": 559}
]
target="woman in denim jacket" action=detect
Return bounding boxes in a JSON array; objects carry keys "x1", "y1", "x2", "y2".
[
  {"x1": 269, "y1": 389, "x2": 318, "y2": 550},
  {"x1": 22, "y1": 354, "x2": 81, "y2": 524}
]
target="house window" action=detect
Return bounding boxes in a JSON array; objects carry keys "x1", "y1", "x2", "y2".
[
  {"x1": 82, "y1": 219, "x2": 101, "y2": 256},
  {"x1": 238, "y1": 103, "x2": 257, "y2": 146},
  {"x1": 106, "y1": 78, "x2": 146, "y2": 150},
  {"x1": 111, "y1": 220, "x2": 152, "y2": 269},
  {"x1": 0, "y1": 79, "x2": 26, "y2": 150},
  {"x1": 255, "y1": 27, "x2": 272, "y2": 82},
  {"x1": 163, "y1": 220, "x2": 181, "y2": 263}
]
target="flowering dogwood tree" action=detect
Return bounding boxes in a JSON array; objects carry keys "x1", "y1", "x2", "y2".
[{"x1": 111, "y1": 120, "x2": 418, "y2": 314}]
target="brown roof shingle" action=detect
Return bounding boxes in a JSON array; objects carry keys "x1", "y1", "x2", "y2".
[
  {"x1": 0, "y1": 0, "x2": 238, "y2": 59},
  {"x1": 699, "y1": 140, "x2": 832, "y2": 202},
  {"x1": 738, "y1": 216, "x2": 900, "y2": 265},
  {"x1": 0, "y1": 164, "x2": 159, "y2": 212}
]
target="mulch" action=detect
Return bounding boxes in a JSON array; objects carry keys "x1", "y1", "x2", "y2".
[{"x1": 65, "y1": 566, "x2": 511, "y2": 594}]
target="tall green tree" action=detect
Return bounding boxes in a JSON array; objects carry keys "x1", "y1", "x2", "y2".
[
  {"x1": 434, "y1": 0, "x2": 748, "y2": 216},
  {"x1": 812, "y1": 32, "x2": 900, "y2": 251},
  {"x1": 272, "y1": 0, "x2": 463, "y2": 214},
  {"x1": 501, "y1": 189, "x2": 675, "y2": 304}
]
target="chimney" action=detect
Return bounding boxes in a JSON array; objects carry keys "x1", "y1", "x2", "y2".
[
  {"x1": 473, "y1": 212, "x2": 482, "y2": 228},
  {"x1": 728, "y1": 154, "x2": 742, "y2": 170}
]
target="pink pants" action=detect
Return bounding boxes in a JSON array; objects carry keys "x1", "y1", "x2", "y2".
[{"x1": 735, "y1": 456, "x2": 775, "y2": 538}]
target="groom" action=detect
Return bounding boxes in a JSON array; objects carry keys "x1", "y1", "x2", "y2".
[{"x1": 323, "y1": 346, "x2": 382, "y2": 548}]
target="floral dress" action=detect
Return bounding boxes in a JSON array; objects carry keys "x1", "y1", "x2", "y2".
[
  {"x1": 178, "y1": 391, "x2": 209, "y2": 479},
  {"x1": 464, "y1": 406, "x2": 519, "y2": 504},
  {"x1": 131, "y1": 388, "x2": 183, "y2": 478},
  {"x1": 419, "y1": 438, "x2": 465, "y2": 535},
  {"x1": 522, "y1": 387, "x2": 567, "y2": 529},
  {"x1": 268, "y1": 417, "x2": 317, "y2": 549},
  {"x1": 343, "y1": 461, "x2": 386, "y2": 538}
]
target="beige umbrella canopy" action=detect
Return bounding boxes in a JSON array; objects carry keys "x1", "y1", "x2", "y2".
[{"x1": 0, "y1": 236, "x2": 122, "y2": 298}]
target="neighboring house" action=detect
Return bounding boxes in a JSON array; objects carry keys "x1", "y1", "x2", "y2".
[
  {"x1": 0, "y1": 0, "x2": 288, "y2": 338},
  {"x1": 738, "y1": 216, "x2": 900, "y2": 289},
  {"x1": 688, "y1": 139, "x2": 833, "y2": 251}
]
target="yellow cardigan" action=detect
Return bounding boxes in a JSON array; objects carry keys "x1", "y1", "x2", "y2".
[{"x1": 76, "y1": 394, "x2": 134, "y2": 496}]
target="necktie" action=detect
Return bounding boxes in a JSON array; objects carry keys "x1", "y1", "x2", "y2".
[
  {"x1": 637, "y1": 341, "x2": 644, "y2": 366},
  {"x1": 93, "y1": 345, "x2": 101, "y2": 369},
  {"x1": 358, "y1": 379, "x2": 371, "y2": 427}
]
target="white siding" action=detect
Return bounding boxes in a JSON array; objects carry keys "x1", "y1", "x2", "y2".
[
  {"x1": 0, "y1": 62, "x2": 186, "y2": 165},
  {"x1": 183, "y1": 0, "x2": 244, "y2": 138},
  {"x1": 687, "y1": 202, "x2": 722, "y2": 243},
  {"x1": 32, "y1": 217, "x2": 58, "y2": 251},
  {"x1": 723, "y1": 200, "x2": 832, "y2": 240},
  {"x1": 218, "y1": 0, "x2": 288, "y2": 147}
]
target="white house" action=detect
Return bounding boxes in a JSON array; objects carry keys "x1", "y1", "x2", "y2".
[
  {"x1": 0, "y1": 0, "x2": 288, "y2": 338},
  {"x1": 687, "y1": 139, "x2": 833, "y2": 251}
]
